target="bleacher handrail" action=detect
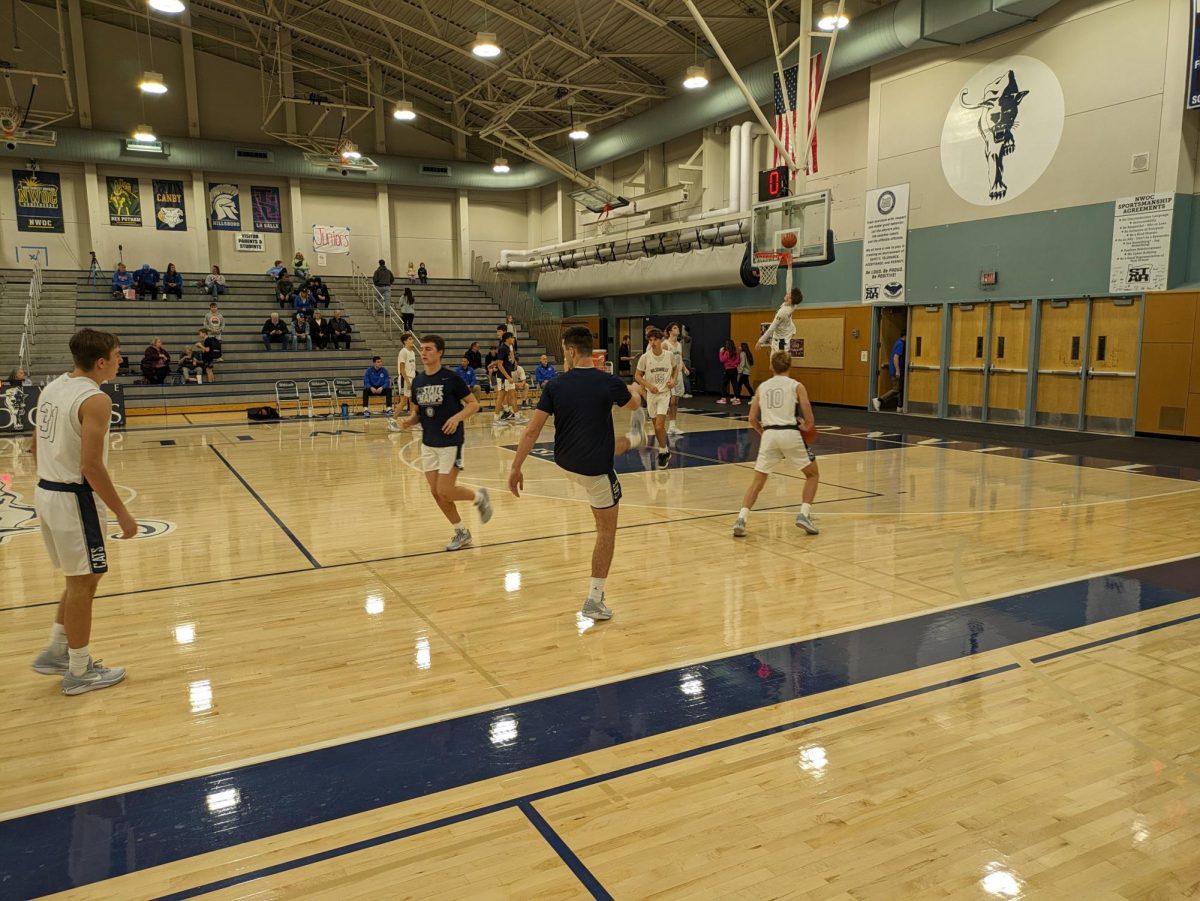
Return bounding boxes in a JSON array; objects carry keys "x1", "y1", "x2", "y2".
[
  {"x1": 17, "y1": 261, "x2": 42, "y2": 374},
  {"x1": 470, "y1": 252, "x2": 562, "y2": 361},
  {"x1": 350, "y1": 259, "x2": 408, "y2": 339}
]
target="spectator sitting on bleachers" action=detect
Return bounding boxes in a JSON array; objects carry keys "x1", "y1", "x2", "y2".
[
  {"x1": 330, "y1": 310, "x2": 352, "y2": 349},
  {"x1": 267, "y1": 260, "x2": 286, "y2": 279},
  {"x1": 141, "y1": 339, "x2": 171, "y2": 384},
  {"x1": 512, "y1": 357, "x2": 529, "y2": 408},
  {"x1": 5, "y1": 367, "x2": 32, "y2": 388},
  {"x1": 290, "y1": 312, "x2": 312, "y2": 351},
  {"x1": 362, "y1": 357, "x2": 393, "y2": 416},
  {"x1": 534, "y1": 354, "x2": 557, "y2": 385},
  {"x1": 293, "y1": 287, "x2": 316, "y2": 317},
  {"x1": 203, "y1": 301, "x2": 225, "y2": 339},
  {"x1": 204, "y1": 265, "x2": 226, "y2": 298},
  {"x1": 275, "y1": 272, "x2": 295, "y2": 309},
  {"x1": 311, "y1": 310, "x2": 331, "y2": 349},
  {"x1": 262, "y1": 312, "x2": 289, "y2": 351},
  {"x1": 134, "y1": 263, "x2": 161, "y2": 300},
  {"x1": 465, "y1": 342, "x2": 483, "y2": 370},
  {"x1": 484, "y1": 346, "x2": 499, "y2": 392},
  {"x1": 163, "y1": 263, "x2": 183, "y2": 300},
  {"x1": 418, "y1": 261, "x2": 428, "y2": 284},
  {"x1": 309, "y1": 276, "x2": 332, "y2": 309},
  {"x1": 111, "y1": 263, "x2": 134, "y2": 299},
  {"x1": 178, "y1": 346, "x2": 203, "y2": 383},
  {"x1": 406, "y1": 261, "x2": 416, "y2": 282},
  {"x1": 292, "y1": 252, "x2": 309, "y2": 279},
  {"x1": 455, "y1": 356, "x2": 481, "y2": 402},
  {"x1": 194, "y1": 328, "x2": 221, "y2": 382}
]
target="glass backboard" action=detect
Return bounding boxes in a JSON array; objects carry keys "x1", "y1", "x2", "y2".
[{"x1": 750, "y1": 189, "x2": 832, "y2": 267}]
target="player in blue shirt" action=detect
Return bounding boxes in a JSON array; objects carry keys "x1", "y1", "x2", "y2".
[
  {"x1": 508, "y1": 326, "x2": 645, "y2": 622},
  {"x1": 397, "y1": 334, "x2": 493, "y2": 551}
]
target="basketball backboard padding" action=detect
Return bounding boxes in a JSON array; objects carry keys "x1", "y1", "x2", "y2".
[{"x1": 751, "y1": 189, "x2": 832, "y2": 267}]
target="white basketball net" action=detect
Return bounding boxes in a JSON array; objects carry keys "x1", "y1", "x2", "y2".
[{"x1": 753, "y1": 252, "x2": 781, "y2": 286}]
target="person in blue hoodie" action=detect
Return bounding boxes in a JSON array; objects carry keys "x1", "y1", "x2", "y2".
[
  {"x1": 162, "y1": 262, "x2": 184, "y2": 300},
  {"x1": 362, "y1": 356, "x2": 393, "y2": 416},
  {"x1": 266, "y1": 260, "x2": 286, "y2": 280},
  {"x1": 534, "y1": 354, "x2": 557, "y2": 386},
  {"x1": 293, "y1": 287, "x2": 316, "y2": 317},
  {"x1": 111, "y1": 263, "x2": 134, "y2": 299},
  {"x1": 133, "y1": 263, "x2": 161, "y2": 300},
  {"x1": 454, "y1": 355, "x2": 481, "y2": 402}
]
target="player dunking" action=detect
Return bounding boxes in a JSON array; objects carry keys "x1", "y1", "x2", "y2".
[
  {"x1": 734, "y1": 350, "x2": 820, "y2": 538},
  {"x1": 398, "y1": 334, "x2": 493, "y2": 550},
  {"x1": 508, "y1": 326, "x2": 645, "y2": 621},
  {"x1": 758, "y1": 288, "x2": 800, "y2": 352},
  {"x1": 634, "y1": 327, "x2": 677, "y2": 468},
  {"x1": 30, "y1": 329, "x2": 137, "y2": 695}
]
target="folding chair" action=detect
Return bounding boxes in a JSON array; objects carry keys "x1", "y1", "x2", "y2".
[
  {"x1": 274, "y1": 380, "x2": 303, "y2": 417},
  {"x1": 307, "y1": 378, "x2": 334, "y2": 418},
  {"x1": 333, "y1": 378, "x2": 357, "y2": 417}
]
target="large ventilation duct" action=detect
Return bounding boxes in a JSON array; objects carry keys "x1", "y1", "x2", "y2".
[
  {"x1": 11, "y1": 1, "x2": 1060, "y2": 191},
  {"x1": 536, "y1": 242, "x2": 749, "y2": 301}
]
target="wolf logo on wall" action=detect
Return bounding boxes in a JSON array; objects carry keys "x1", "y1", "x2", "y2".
[
  {"x1": 0, "y1": 484, "x2": 38, "y2": 544},
  {"x1": 959, "y1": 70, "x2": 1029, "y2": 201}
]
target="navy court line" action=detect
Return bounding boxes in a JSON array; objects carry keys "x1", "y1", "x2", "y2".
[
  {"x1": 208, "y1": 445, "x2": 321, "y2": 569},
  {"x1": 1030, "y1": 610, "x2": 1200, "y2": 663},
  {"x1": 157, "y1": 665, "x2": 1016, "y2": 901},
  {"x1": 520, "y1": 802, "x2": 613, "y2": 900},
  {"x1": 6, "y1": 556, "x2": 1200, "y2": 898}
]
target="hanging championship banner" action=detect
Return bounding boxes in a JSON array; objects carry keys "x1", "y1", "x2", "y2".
[
  {"x1": 153, "y1": 179, "x2": 187, "y2": 231},
  {"x1": 251, "y1": 185, "x2": 282, "y2": 232},
  {"x1": 12, "y1": 169, "x2": 64, "y2": 233},
  {"x1": 312, "y1": 224, "x2": 350, "y2": 254},
  {"x1": 106, "y1": 176, "x2": 142, "y2": 226},
  {"x1": 861, "y1": 184, "x2": 910, "y2": 304},
  {"x1": 208, "y1": 182, "x2": 241, "y2": 231}
]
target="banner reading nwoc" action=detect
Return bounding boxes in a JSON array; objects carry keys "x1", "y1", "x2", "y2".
[
  {"x1": 153, "y1": 179, "x2": 187, "y2": 231},
  {"x1": 12, "y1": 169, "x2": 64, "y2": 233}
]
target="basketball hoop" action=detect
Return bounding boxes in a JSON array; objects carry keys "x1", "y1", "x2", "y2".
[{"x1": 753, "y1": 251, "x2": 782, "y2": 286}]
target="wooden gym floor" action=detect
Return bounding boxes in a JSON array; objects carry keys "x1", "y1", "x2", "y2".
[{"x1": 1, "y1": 407, "x2": 1198, "y2": 899}]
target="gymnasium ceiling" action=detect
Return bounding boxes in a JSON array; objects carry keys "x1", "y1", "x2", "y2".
[{"x1": 11, "y1": 0, "x2": 891, "y2": 165}]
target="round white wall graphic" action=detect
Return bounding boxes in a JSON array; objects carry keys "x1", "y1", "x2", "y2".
[{"x1": 941, "y1": 55, "x2": 1064, "y2": 206}]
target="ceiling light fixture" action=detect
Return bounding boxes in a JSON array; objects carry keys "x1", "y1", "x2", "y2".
[
  {"x1": 472, "y1": 31, "x2": 501, "y2": 58},
  {"x1": 817, "y1": 2, "x2": 850, "y2": 31},
  {"x1": 568, "y1": 125, "x2": 589, "y2": 140},
  {"x1": 392, "y1": 100, "x2": 416, "y2": 121},
  {"x1": 147, "y1": 0, "x2": 185, "y2": 12},
  {"x1": 132, "y1": 124, "x2": 157, "y2": 142},
  {"x1": 492, "y1": 156, "x2": 510, "y2": 173},
  {"x1": 138, "y1": 70, "x2": 167, "y2": 94},
  {"x1": 683, "y1": 65, "x2": 708, "y2": 90}
]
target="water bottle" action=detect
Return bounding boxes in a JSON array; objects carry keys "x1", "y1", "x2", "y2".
[{"x1": 341, "y1": 402, "x2": 349, "y2": 419}]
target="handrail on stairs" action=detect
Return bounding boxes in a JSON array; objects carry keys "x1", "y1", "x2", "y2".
[
  {"x1": 470, "y1": 252, "x2": 562, "y2": 362},
  {"x1": 349, "y1": 260, "x2": 407, "y2": 340},
  {"x1": 17, "y1": 261, "x2": 43, "y2": 374}
]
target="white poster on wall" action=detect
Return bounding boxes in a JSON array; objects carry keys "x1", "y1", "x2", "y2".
[
  {"x1": 861, "y1": 184, "x2": 910, "y2": 304},
  {"x1": 1109, "y1": 193, "x2": 1173, "y2": 294},
  {"x1": 312, "y1": 224, "x2": 350, "y2": 255},
  {"x1": 235, "y1": 232, "x2": 264, "y2": 252},
  {"x1": 941, "y1": 55, "x2": 1064, "y2": 206}
]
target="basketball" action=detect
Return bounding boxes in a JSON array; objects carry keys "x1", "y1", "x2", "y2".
[
  {"x1": 780, "y1": 232, "x2": 798, "y2": 248},
  {"x1": 801, "y1": 419, "x2": 817, "y2": 444}
]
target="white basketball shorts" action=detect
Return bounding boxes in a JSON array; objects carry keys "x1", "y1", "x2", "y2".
[
  {"x1": 646, "y1": 390, "x2": 671, "y2": 418},
  {"x1": 421, "y1": 444, "x2": 464, "y2": 475},
  {"x1": 754, "y1": 428, "x2": 816, "y2": 474},
  {"x1": 566, "y1": 470, "x2": 622, "y2": 509},
  {"x1": 35, "y1": 482, "x2": 109, "y2": 576}
]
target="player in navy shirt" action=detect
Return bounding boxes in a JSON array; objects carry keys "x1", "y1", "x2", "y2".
[
  {"x1": 397, "y1": 333, "x2": 493, "y2": 551},
  {"x1": 509, "y1": 326, "x2": 645, "y2": 622}
]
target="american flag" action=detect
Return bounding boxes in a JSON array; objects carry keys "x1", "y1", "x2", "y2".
[{"x1": 773, "y1": 54, "x2": 821, "y2": 174}]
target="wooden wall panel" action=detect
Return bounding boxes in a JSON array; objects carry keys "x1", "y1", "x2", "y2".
[
  {"x1": 1135, "y1": 342, "x2": 1191, "y2": 434},
  {"x1": 1138, "y1": 292, "x2": 1200, "y2": 437},
  {"x1": 1142, "y1": 292, "x2": 1197, "y2": 344}
]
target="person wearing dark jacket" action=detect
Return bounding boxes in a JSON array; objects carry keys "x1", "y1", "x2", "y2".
[
  {"x1": 275, "y1": 273, "x2": 295, "y2": 309},
  {"x1": 163, "y1": 263, "x2": 184, "y2": 300},
  {"x1": 134, "y1": 264, "x2": 161, "y2": 300},
  {"x1": 261, "y1": 312, "x2": 289, "y2": 351},
  {"x1": 465, "y1": 342, "x2": 483, "y2": 370},
  {"x1": 310, "y1": 277, "x2": 332, "y2": 309},
  {"x1": 372, "y1": 260, "x2": 395, "y2": 310},
  {"x1": 330, "y1": 310, "x2": 353, "y2": 349},
  {"x1": 310, "y1": 310, "x2": 331, "y2": 349},
  {"x1": 417, "y1": 262, "x2": 428, "y2": 284},
  {"x1": 141, "y1": 339, "x2": 171, "y2": 383},
  {"x1": 362, "y1": 357, "x2": 393, "y2": 415}
]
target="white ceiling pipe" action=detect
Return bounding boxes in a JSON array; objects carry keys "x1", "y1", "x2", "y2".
[
  {"x1": 740, "y1": 121, "x2": 753, "y2": 213},
  {"x1": 496, "y1": 222, "x2": 746, "y2": 271},
  {"x1": 687, "y1": 122, "x2": 740, "y2": 221}
]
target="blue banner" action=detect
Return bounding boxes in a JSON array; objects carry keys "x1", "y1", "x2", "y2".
[
  {"x1": 153, "y1": 179, "x2": 187, "y2": 231},
  {"x1": 12, "y1": 169, "x2": 64, "y2": 233},
  {"x1": 1190, "y1": 2, "x2": 1200, "y2": 109},
  {"x1": 208, "y1": 182, "x2": 241, "y2": 231},
  {"x1": 251, "y1": 185, "x2": 282, "y2": 232}
]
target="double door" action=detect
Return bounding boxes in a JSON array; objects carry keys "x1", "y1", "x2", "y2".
[{"x1": 945, "y1": 301, "x2": 1031, "y2": 424}]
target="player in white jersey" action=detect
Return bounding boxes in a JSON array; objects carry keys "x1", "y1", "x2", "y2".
[
  {"x1": 30, "y1": 329, "x2": 137, "y2": 695},
  {"x1": 634, "y1": 327, "x2": 678, "y2": 468},
  {"x1": 757, "y1": 288, "x2": 801, "y2": 352},
  {"x1": 663, "y1": 323, "x2": 688, "y2": 437},
  {"x1": 396, "y1": 332, "x2": 417, "y2": 415},
  {"x1": 733, "y1": 350, "x2": 820, "y2": 538}
]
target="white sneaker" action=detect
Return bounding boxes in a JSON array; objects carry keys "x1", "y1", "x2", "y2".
[
  {"x1": 795, "y1": 512, "x2": 819, "y2": 535},
  {"x1": 871, "y1": 398, "x2": 881, "y2": 411},
  {"x1": 732, "y1": 518, "x2": 747, "y2": 538},
  {"x1": 445, "y1": 529, "x2": 473, "y2": 551},
  {"x1": 581, "y1": 594, "x2": 612, "y2": 621},
  {"x1": 62, "y1": 659, "x2": 126, "y2": 696},
  {"x1": 682, "y1": 394, "x2": 693, "y2": 399},
  {"x1": 387, "y1": 419, "x2": 403, "y2": 432},
  {"x1": 626, "y1": 413, "x2": 646, "y2": 449},
  {"x1": 474, "y1": 488, "x2": 493, "y2": 524},
  {"x1": 511, "y1": 413, "x2": 529, "y2": 424}
]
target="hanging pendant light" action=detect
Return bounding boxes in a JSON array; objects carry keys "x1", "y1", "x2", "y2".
[
  {"x1": 392, "y1": 100, "x2": 416, "y2": 121},
  {"x1": 138, "y1": 70, "x2": 167, "y2": 94},
  {"x1": 472, "y1": 31, "x2": 501, "y2": 58},
  {"x1": 492, "y1": 157, "x2": 510, "y2": 173},
  {"x1": 132, "y1": 124, "x2": 157, "y2": 142}
]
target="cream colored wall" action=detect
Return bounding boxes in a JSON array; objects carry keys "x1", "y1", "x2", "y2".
[
  {"x1": 300, "y1": 181, "x2": 379, "y2": 276},
  {"x1": 391, "y1": 189, "x2": 454, "y2": 276},
  {"x1": 467, "y1": 190, "x2": 528, "y2": 265},
  {"x1": 872, "y1": 0, "x2": 1172, "y2": 228}
]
